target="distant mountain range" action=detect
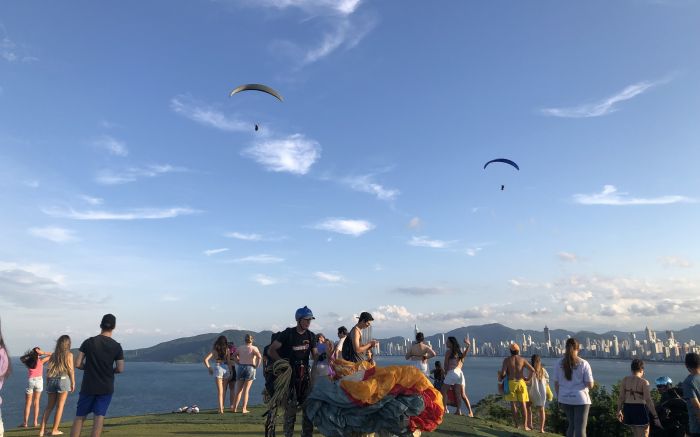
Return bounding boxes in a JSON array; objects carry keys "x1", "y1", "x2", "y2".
[{"x1": 123, "y1": 323, "x2": 700, "y2": 363}]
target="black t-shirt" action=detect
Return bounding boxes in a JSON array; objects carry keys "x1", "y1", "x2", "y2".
[
  {"x1": 79, "y1": 335, "x2": 124, "y2": 395},
  {"x1": 342, "y1": 326, "x2": 366, "y2": 363},
  {"x1": 278, "y1": 327, "x2": 316, "y2": 366}
]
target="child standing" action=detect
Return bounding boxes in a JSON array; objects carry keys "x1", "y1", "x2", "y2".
[
  {"x1": 20, "y1": 346, "x2": 51, "y2": 428},
  {"x1": 431, "y1": 360, "x2": 445, "y2": 391},
  {"x1": 527, "y1": 354, "x2": 551, "y2": 433}
]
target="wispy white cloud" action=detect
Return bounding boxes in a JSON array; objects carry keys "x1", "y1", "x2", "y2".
[
  {"x1": 1, "y1": 35, "x2": 38, "y2": 63},
  {"x1": 230, "y1": 254, "x2": 285, "y2": 264},
  {"x1": 80, "y1": 195, "x2": 103, "y2": 206},
  {"x1": 558, "y1": 252, "x2": 578, "y2": 262},
  {"x1": 342, "y1": 174, "x2": 399, "y2": 201},
  {"x1": 408, "y1": 236, "x2": 455, "y2": 249},
  {"x1": 660, "y1": 256, "x2": 692, "y2": 268},
  {"x1": 313, "y1": 218, "x2": 374, "y2": 236},
  {"x1": 573, "y1": 185, "x2": 694, "y2": 206},
  {"x1": 225, "y1": 232, "x2": 263, "y2": 241},
  {"x1": 242, "y1": 134, "x2": 321, "y2": 175},
  {"x1": 160, "y1": 294, "x2": 182, "y2": 302},
  {"x1": 93, "y1": 135, "x2": 128, "y2": 157},
  {"x1": 465, "y1": 247, "x2": 482, "y2": 257},
  {"x1": 246, "y1": 0, "x2": 362, "y2": 16},
  {"x1": 541, "y1": 79, "x2": 667, "y2": 118},
  {"x1": 96, "y1": 164, "x2": 188, "y2": 185},
  {"x1": 171, "y1": 96, "x2": 248, "y2": 132},
  {"x1": 314, "y1": 271, "x2": 344, "y2": 282},
  {"x1": 392, "y1": 286, "x2": 452, "y2": 296},
  {"x1": 204, "y1": 248, "x2": 229, "y2": 256},
  {"x1": 43, "y1": 206, "x2": 200, "y2": 220},
  {"x1": 254, "y1": 274, "x2": 278, "y2": 286},
  {"x1": 28, "y1": 226, "x2": 78, "y2": 243}
]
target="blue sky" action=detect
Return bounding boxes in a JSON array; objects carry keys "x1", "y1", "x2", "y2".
[{"x1": 1, "y1": 0, "x2": 699, "y2": 352}]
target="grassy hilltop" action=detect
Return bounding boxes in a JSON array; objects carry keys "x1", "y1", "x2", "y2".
[{"x1": 5, "y1": 405, "x2": 561, "y2": 437}]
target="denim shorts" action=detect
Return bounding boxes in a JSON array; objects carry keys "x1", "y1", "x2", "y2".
[
  {"x1": 213, "y1": 363, "x2": 230, "y2": 379},
  {"x1": 25, "y1": 377, "x2": 43, "y2": 394},
  {"x1": 237, "y1": 364, "x2": 256, "y2": 381},
  {"x1": 76, "y1": 393, "x2": 113, "y2": 417},
  {"x1": 46, "y1": 376, "x2": 71, "y2": 394}
]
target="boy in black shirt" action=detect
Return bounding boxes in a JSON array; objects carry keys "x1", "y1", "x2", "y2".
[
  {"x1": 268, "y1": 306, "x2": 318, "y2": 437},
  {"x1": 70, "y1": 314, "x2": 124, "y2": 437}
]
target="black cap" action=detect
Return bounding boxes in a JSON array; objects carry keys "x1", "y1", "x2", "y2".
[
  {"x1": 358, "y1": 312, "x2": 374, "y2": 322},
  {"x1": 100, "y1": 314, "x2": 116, "y2": 330}
]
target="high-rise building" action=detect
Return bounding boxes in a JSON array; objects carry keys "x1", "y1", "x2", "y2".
[
  {"x1": 544, "y1": 326, "x2": 551, "y2": 345},
  {"x1": 612, "y1": 335, "x2": 619, "y2": 356}
]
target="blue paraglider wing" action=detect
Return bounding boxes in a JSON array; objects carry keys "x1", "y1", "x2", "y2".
[{"x1": 483, "y1": 158, "x2": 519, "y2": 170}]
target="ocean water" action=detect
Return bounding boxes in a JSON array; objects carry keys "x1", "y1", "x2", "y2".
[{"x1": 0, "y1": 356, "x2": 689, "y2": 426}]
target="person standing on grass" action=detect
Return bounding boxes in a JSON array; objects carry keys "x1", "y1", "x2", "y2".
[
  {"x1": 203, "y1": 336, "x2": 233, "y2": 414},
  {"x1": 19, "y1": 346, "x2": 52, "y2": 428},
  {"x1": 683, "y1": 352, "x2": 700, "y2": 437},
  {"x1": 70, "y1": 314, "x2": 124, "y2": 437},
  {"x1": 39, "y1": 335, "x2": 76, "y2": 436},
  {"x1": 553, "y1": 338, "x2": 594, "y2": 437},
  {"x1": 499, "y1": 343, "x2": 534, "y2": 430},
  {"x1": 268, "y1": 306, "x2": 318, "y2": 437},
  {"x1": 232, "y1": 334, "x2": 262, "y2": 414},
  {"x1": 616, "y1": 358, "x2": 662, "y2": 437}
]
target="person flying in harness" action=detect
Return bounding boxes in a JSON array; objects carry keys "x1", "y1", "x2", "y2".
[
  {"x1": 652, "y1": 376, "x2": 688, "y2": 437},
  {"x1": 268, "y1": 306, "x2": 318, "y2": 437}
]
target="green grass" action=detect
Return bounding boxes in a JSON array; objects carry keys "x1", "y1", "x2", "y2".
[{"x1": 5, "y1": 406, "x2": 562, "y2": 436}]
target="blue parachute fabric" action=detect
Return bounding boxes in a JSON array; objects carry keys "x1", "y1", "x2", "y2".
[{"x1": 305, "y1": 377, "x2": 425, "y2": 437}]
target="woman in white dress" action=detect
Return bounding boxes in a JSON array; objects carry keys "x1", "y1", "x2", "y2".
[{"x1": 527, "y1": 354, "x2": 550, "y2": 433}]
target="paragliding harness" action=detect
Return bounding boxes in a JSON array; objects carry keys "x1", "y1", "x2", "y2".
[
  {"x1": 275, "y1": 326, "x2": 315, "y2": 437},
  {"x1": 652, "y1": 386, "x2": 688, "y2": 437}
]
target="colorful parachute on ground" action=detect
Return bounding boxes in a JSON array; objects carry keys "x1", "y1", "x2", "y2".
[
  {"x1": 229, "y1": 83, "x2": 284, "y2": 102},
  {"x1": 306, "y1": 359, "x2": 444, "y2": 437},
  {"x1": 483, "y1": 158, "x2": 519, "y2": 170}
]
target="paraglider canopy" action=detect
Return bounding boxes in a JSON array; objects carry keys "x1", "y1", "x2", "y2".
[
  {"x1": 483, "y1": 158, "x2": 519, "y2": 170},
  {"x1": 229, "y1": 83, "x2": 284, "y2": 102}
]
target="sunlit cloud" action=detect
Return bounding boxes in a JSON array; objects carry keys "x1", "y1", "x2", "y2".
[
  {"x1": 80, "y1": 195, "x2": 103, "y2": 206},
  {"x1": 253, "y1": 274, "x2": 278, "y2": 286},
  {"x1": 242, "y1": 134, "x2": 321, "y2": 175},
  {"x1": 342, "y1": 174, "x2": 399, "y2": 201},
  {"x1": 558, "y1": 252, "x2": 578, "y2": 262},
  {"x1": 93, "y1": 135, "x2": 128, "y2": 157},
  {"x1": 230, "y1": 254, "x2": 285, "y2": 264},
  {"x1": 313, "y1": 218, "x2": 374, "y2": 236},
  {"x1": 96, "y1": 164, "x2": 188, "y2": 185},
  {"x1": 43, "y1": 206, "x2": 200, "y2": 220},
  {"x1": 541, "y1": 79, "x2": 667, "y2": 118},
  {"x1": 225, "y1": 232, "x2": 263, "y2": 241},
  {"x1": 171, "y1": 96, "x2": 248, "y2": 132},
  {"x1": 573, "y1": 185, "x2": 694, "y2": 206},
  {"x1": 28, "y1": 226, "x2": 78, "y2": 243},
  {"x1": 314, "y1": 271, "x2": 344, "y2": 283},
  {"x1": 660, "y1": 256, "x2": 692, "y2": 268},
  {"x1": 408, "y1": 236, "x2": 454, "y2": 249},
  {"x1": 204, "y1": 248, "x2": 229, "y2": 256},
  {"x1": 391, "y1": 286, "x2": 452, "y2": 296},
  {"x1": 465, "y1": 247, "x2": 482, "y2": 257},
  {"x1": 1, "y1": 35, "x2": 38, "y2": 63}
]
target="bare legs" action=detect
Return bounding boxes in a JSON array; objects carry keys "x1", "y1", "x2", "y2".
[
  {"x1": 214, "y1": 378, "x2": 226, "y2": 414},
  {"x1": 70, "y1": 415, "x2": 105, "y2": 437},
  {"x1": 233, "y1": 379, "x2": 254, "y2": 413},
  {"x1": 227, "y1": 378, "x2": 236, "y2": 412},
  {"x1": 40, "y1": 392, "x2": 69, "y2": 436},
  {"x1": 510, "y1": 401, "x2": 530, "y2": 430},
  {"x1": 22, "y1": 391, "x2": 42, "y2": 427},
  {"x1": 459, "y1": 383, "x2": 474, "y2": 417}
]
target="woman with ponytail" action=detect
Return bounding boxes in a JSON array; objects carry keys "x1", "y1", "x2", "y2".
[{"x1": 553, "y1": 338, "x2": 594, "y2": 437}]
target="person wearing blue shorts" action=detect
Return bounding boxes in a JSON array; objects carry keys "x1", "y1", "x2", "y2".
[{"x1": 70, "y1": 314, "x2": 124, "y2": 437}]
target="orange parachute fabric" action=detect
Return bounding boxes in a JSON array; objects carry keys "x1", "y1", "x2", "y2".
[{"x1": 332, "y1": 359, "x2": 444, "y2": 433}]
